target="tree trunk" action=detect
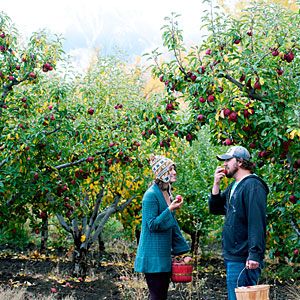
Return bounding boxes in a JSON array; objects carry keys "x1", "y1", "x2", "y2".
[
  {"x1": 98, "y1": 233, "x2": 105, "y2": 255},
  {"x1": 72, "y1": 247, "x2": 88, "y2": 279},
  {"x1": 40, "y1": 217, "x2": 48, "y2": 253},
  {"x1": 190, "y1": 231, "x2": 200, "y2": 255}
]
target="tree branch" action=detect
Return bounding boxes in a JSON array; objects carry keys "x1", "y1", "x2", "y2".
[
  {"x1": 223, "y1": 73, "x2": 264, "y2": 101},
  {"x1": 291, "y1": 218, "x2": 300, "y2": 237},
  {"x1": 56, "y1": 214, "x2": 72, "y2": 233}
]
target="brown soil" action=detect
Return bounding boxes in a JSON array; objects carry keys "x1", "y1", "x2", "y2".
[{"x1": 0, "y1": 254, "x2": 298, "y2": 299}]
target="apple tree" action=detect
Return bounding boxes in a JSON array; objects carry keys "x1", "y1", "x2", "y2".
[
  {"x1": 143, "y1": 1, "x2": 299, "y2": 260},
  {"x1": 0, "y1": 11, "x2": 152, "y2": 277},
  {"x1": 0, "y1": 11, "x2": 64, "y2": 245}
]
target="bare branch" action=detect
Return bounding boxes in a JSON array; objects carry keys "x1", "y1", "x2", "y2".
[
  {"x1": 89, "y1": 195, "x2": 135, "y2": 247},
  {"x1": 55, "y1": 150, "x2": 107, "y2": 170},
  {"x1": 0, "y1": 158, "x2": 7, "y2": 169},
  {"x1": 56, "y1": 214, "x2": 72, "y2": 233},
  {"x1": 45, "y1": 126, "x2": 61, "y2": 136},
  {"x1": 223, "y1": 73, "x2": 264, "y2": 101},
  {"x1": 55, "y1": 157, "x2": 88, "y2": 170},
  {"x1": 291, "y1": 218, "x2": 300, "y2": 237}
]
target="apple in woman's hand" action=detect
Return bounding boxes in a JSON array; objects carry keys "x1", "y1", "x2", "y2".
[{"x1": 176, "y1": 195, "x2": 183, "y2": 201}]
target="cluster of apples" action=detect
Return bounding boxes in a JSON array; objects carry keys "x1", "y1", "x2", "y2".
[{"x1": 173, "y1": 256, "x2": 193, "y2": 265}]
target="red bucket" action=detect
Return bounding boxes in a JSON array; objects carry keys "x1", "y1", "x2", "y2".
[{"x1": 171, "y1": 262, "x2": 193, "y2": 283}]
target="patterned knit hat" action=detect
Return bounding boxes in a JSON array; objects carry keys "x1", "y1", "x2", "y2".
[{"x1": 150, "y1": 154, "x2": 175, "y2": 183}]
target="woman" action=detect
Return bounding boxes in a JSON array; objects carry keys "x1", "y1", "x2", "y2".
[{"x1": 134, "y1": 154, "x2": 190, "y2": 300}]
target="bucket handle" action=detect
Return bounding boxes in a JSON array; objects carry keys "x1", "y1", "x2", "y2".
[{"x1": 236, "y1": 267, "x2": 261, "y2": 288}]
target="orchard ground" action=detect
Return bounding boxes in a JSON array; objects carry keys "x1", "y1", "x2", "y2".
[{"x1": 0, "y1": 246, "x2": 298, "y2": 300}]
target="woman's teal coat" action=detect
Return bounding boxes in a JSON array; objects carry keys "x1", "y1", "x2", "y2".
[{"x1": 134, "y1": 183, "x2": 190, "y2": 273}]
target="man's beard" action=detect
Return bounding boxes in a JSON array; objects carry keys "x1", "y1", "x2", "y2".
[{"x1": 226, "y1": 163, "x2": 239, "y2": 178}]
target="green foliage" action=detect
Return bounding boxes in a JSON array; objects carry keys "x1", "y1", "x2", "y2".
[
  {"x1": 143, "y1": 1, "x2": 300, "y2": 260},
  {"x1": 0, "y1": 11, "x2": 151, "y2": 264},
  {"x1": 0, "y1": 224, "x2": 33, "y2": 249},
  {"x1": 174, "y1": 127, "x2": 225, "y2": 251}
]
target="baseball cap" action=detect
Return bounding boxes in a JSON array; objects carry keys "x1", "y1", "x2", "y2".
[{"x1": 217, "y1": 146, "x2": 251, "y2": 161}]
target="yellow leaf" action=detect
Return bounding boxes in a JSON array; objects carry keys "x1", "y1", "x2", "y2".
[
  {"x1": 219, "y1": 110, "x2": 225, "y2": 119},
  {"x1": 81, "y1": 235, "x2": 86, "y2": 242},
  {"x1": 289, "y1": 129, "x2": 300, "y2": 139}
]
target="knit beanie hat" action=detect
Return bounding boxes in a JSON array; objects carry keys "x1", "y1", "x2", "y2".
[{"x1": 150, "y1": 154, "x2": 175, "y2": 183}]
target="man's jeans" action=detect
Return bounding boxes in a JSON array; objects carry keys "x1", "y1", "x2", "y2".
[{"x1": 225, "y1": 260, "x2": 261, "y2": 300}]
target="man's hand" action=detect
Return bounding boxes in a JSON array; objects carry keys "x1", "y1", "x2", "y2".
[
  {"x1": 212, "y1": 167, "x2": 226, "y2": 195},
  {"x1": 246, "y1": 260, "x2": 260, "y2": 269}
]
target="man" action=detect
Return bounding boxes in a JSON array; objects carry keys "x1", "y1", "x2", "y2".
[{"x1": 208, "y1": 146, "x2": 269, "y2": 300}]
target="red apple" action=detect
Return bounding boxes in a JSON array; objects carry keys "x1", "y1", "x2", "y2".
[
  {"x1": 223, "y1": 108, "x2": 231, "y2": 116},
  {"x1": 190, "y1": 73, "x2": 197, "y2": 82},
  {"x1": 228, "y1": 111, "x2": 238, "y2": 122},
  {"x1": 199, "y1": 97, "x2": 206, "y2": 103},
  {"x1": 197, "y1": 114, "x2": 205, "y2": 122},
  {"x1": 243, "y1": 109, "x2": 250, "y2": 118},
  {"x1": 249, "y1": 142, "x2": 256, "y2": 149},
  {"x1": 276, "y1": 68, "x2": 284, "y2": 76},
  {"x1": 88, "y1": 107, "x2": 94, "y2": 115},
  {"x1": 289, "y1": 195, "x2": 296, "y2": 204},
  {"x1": 183, "y1": 256, "x2": 192, "y2": 264},
  {"x1": 224, "y1": 138, "x2": 233, "y2": 146},
  {"x1": 86, "y1": 156, "x2": 94, "y2": 162},
  {"x1": 166, "y1": 103, "x2": 174, "y2": 111},
  {"x1": 284, "y1": 51, "x2": 294, "y2": 63},
  {"x1": 239, "y1": 74, "x2": 246, "y2": 82},
  {"x1": 254, "y1": 79, "x2": 261, "y2": 90},
  {"x1": 186, "y1": 133, "x2": 193, "y2": 141},
  {"x1": 28, "y1": 72, "x2": 36, "y2": 79},
  {"x1": 207, "y1": 95, "x2": 215, "y2": 102},
  {"x1": 176, "y1": 195, "x2": 183, "y2": 202}
]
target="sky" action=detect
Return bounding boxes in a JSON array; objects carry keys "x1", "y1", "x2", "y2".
[{"x1": 0, "y1": 0, "x2": 225, "y2": 69}]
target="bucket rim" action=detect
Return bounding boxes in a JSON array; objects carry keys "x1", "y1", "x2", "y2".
[{"x1": 235, "y1": 284, "x2": 270, "y2": 292}]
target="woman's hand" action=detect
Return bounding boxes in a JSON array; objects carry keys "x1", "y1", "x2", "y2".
[{"x1": 169, "y1": 195, "x2": 183, "y2": 211}]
